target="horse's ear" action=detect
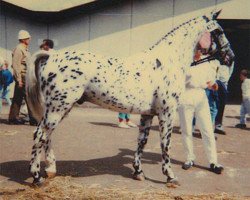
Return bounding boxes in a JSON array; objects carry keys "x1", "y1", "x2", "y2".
[{"x1": 212, "y1": 9, "x2": 222, "y2": 20}]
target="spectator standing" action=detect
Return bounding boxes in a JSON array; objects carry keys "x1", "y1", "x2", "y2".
[
  {"x1": 40, "y1": 39, "x2": 55, "y2": 52},
  {"x1": 213, "y1": 63, "x2": 234, "y2": 134},
  {"x1": 235, "y1": 69, "x2": 250, "y2": 129},
  {"x1": 21, "y1": 39, "x2": 56, "y2": 122},
  {"x1": 0, "y1": 59, "x2": 13, "y2": 113},
  {"x1": 8, "y1": 30, "x2": 37, "y2": 125},
  {"x1": 0, "y1": 57, "x2": 5, "y2": 113},
  {"x1": 118, "y1": 113, "x2": 137, "y2": 128}
]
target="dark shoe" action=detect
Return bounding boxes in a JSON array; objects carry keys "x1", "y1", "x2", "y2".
[
  {"x1": 210, "y1": 163, "x2": 224, "y2": 174},
  {"x1": 214, "y1": 128, "x2": 226, "y2": 135},
  {"x1": 29, "y1": 119, "x2": 38, "y2": 126},
  {"x1": 182, "y1": 160, "x2": 194, "y2": 170},
  {"x1": 9, "y1": 119, "x2": 25, "y2": 125},
  {"x1": 235, "y1": 124, "x2": 247, "y2": 129},
  {"x1": 30, "y1": 122, "x2": 38, "y2": 126}
]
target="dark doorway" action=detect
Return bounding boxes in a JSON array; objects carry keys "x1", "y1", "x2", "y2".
[{"x1": 218, "y1": 19, "x2": 250, "y2": 104}]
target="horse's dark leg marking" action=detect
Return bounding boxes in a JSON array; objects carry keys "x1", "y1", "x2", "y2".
[
  {"x1": 30, "y1": 124, "x2": 47, "y2": 184},
  {"x1": 133, "y1": 114, "x2": 153, "y2": 180},
  {"x1": 158, "y1": 105, "x2": 177, "y2": 183}
]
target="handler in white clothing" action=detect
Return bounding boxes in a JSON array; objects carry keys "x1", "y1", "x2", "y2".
[{"x1": 178, "y1": 50, "x2": 224, "y2": 174}]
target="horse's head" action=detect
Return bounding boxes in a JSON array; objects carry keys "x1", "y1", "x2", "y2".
[{"x1": 198, "y1": 10, "x2": 235, "y2": 67}]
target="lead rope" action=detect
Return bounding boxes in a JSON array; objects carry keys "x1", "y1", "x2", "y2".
[{"x1": 190, "y1": 53, "x2": 218, "y2": 66}]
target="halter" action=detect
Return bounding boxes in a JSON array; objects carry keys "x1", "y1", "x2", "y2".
[
  {"x1": 191, "y1": 29, "x2": 229, "y2": 67},
  {"x1": 190, "y1": 53, "x2": 217, "y2": 66},
  {"x1": 191, "y1": 26, "x2": 230, "y2": 67}
]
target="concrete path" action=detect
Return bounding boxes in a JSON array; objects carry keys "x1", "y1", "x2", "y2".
[{"x1": 0, "y1": 104, "x2": 249, "y2": 197}]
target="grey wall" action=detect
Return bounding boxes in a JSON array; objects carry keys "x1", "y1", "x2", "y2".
[
  {"x1": 0, "y1": 0, "x2": 247, "y2": 102},
  {"x1": 1, "y1": 0, "x2": 230, "y2": 57}
]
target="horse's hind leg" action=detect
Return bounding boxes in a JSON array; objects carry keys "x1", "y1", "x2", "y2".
[
  {"x1": 42, "y1": 106, "x2": 74, "y2": 179},
  {"x1": 43, "y1": 132, "x2": 56, "y2": 179},
  {"x1": 30, "y1": 105, "x2": 73, "y2": 185},
  {"x1": 133, "y1": 114, "x2": 153, "y2": 181},
  {"x1": 30, "y1": 123, "x2": 47, "y2": 185}
]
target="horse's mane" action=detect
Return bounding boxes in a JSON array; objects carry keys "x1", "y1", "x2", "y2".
[{"x1": 150, "y1": 16, "x2": 202, "y2": 50}]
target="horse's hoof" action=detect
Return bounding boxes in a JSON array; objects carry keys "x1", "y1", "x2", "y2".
[
  {"x1": 133, "y1": 172, "x2": 145, "y2": 181},
  {"x1": 31, "y1": 177, "x2": 46, "y2": 188},
  {"x1": 166, "y1": 177, "x2": 180, "y2": 188},
  {"x1": 46, "y1": 172, "x2": 56, "y2": 179}
]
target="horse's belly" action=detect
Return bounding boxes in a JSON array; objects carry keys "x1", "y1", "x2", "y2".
[{"x1": 85, "y1": 92, "x2": 153, "y2": 114}]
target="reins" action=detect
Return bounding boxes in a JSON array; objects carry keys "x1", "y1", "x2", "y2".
[{"x1": 191, "y1": 52, "x2": 218, "y2": 66}]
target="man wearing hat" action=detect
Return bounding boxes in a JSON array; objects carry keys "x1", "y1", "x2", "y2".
[
  {"x1": 40, "y1": 39, "x2": 54, "y2": 52},
  {"x1": 8, "y1": 30, "x2": 37, "y2": 125}
]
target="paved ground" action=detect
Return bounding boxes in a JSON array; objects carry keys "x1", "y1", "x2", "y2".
[{"x1": 0, "y1": 103, "x2": 249, "y2": 197}]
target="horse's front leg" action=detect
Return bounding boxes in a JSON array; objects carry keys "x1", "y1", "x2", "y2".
[
  {"x1": 158, "y1": 105, "x2": 180, "y2": 186},
  {"x1": 133, "y1": 114, "x2": 153, "y2": 181}
]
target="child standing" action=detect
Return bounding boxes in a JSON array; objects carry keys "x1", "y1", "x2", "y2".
[
  {"x1": 235, "y1": 69, "x2": 250, "y2": 129},
  {"x1": 0, "y1": 56, "x2": 4, "y2": 113},
  {"x1": 118, "y1": 113, "x2": 137, "y2": 128},
  {"x1": 0, "y1": 58, "x2": 13, "y2": 113}
]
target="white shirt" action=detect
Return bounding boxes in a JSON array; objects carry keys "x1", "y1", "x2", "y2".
[
  {"x1": 216, "y1": 62, "x2": 234, "y2": 87},
  {"x1": 186, "y1": 59, "x2": 219, "y2": 89},
  {"x1": 179, "y1": 59, "x2": 219, "y2": 105},
  {"x1": 242, "y1": 78, "x2": 250, "y2": 99}
]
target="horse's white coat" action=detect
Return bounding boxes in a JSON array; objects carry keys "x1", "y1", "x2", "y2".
[{"x1": 26, "y1": 11, "x2": 234, "y2": 184}]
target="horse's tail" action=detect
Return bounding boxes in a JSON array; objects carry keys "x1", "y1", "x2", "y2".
[{"x1": 26, "y1": 50, "x2": 50, "y2": 122}]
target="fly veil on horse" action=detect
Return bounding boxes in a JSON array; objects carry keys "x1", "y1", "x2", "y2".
[{"x1": 26, "y1": 10, "x2": 234, "y2": 186}]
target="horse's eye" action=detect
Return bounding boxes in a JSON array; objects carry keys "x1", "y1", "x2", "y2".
[{"x1": 215, "y1": 29, "x2": 224, "y2": 36}]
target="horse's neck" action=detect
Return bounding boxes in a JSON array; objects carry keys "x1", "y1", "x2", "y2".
[{"x1": 154, "y1": 17, "x2": 207, "y2": 65}]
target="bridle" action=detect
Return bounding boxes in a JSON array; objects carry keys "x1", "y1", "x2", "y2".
[
  {"x1": 191, "y1": 27, "x2": 230, "y2": 67},
  {"x1": 190, "y1": 51, "x2": 218, "y2": 66}
]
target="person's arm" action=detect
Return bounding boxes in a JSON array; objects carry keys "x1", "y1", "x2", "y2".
[
  {"x1": 12, "y1": 48, "x2": 23, "y2": 87},
  {"x1": 187, "y1": 63, "x2": 216, "y2": 89},
  {"x1": 5, "y1": 70, "x2": 14, "y2": 85},
  {"x1": 229, "y1": 62, "x2": 234, "y2": 78},
  {"x1": 241, "y1": 79, "x2": 250, "y2": 99},
  {"x1": 2, "y1": 72, "x2": 8, "y2": 90}
]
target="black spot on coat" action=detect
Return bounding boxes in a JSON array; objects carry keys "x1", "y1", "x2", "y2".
[{"x1": 156, "y1": 59, "x2": 161, "y2": 68}]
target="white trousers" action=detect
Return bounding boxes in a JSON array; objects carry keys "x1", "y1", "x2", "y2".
[
  {"x1": 240, "y1": 98, "x2": 250, "y2": 124},
  {"x1": 179, "y1": 89, "x2": 218, "y2": 164}
]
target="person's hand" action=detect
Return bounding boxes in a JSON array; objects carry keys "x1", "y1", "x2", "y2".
[
  {"x1": 207, "y1": 81, "x2": 218, "y2": 91},
  {"x1": 211, "y1": 83, "x2": 219, "y2": 91},
  {"x1": 207, "y1": 81, "x2": 212, "y2": 89}
]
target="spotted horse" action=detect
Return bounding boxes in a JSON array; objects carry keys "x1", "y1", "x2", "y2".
[{"x1": 26, "y1": 10, "x2": 234, "y2": 186}]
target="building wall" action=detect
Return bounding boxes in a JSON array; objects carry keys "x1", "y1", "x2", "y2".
[
  {"x1": 1, "y1": 0, "x2": 232, "y2": 58},
  {"x1": 0, "y1": 0, "x2": 248, "y2": 102}
]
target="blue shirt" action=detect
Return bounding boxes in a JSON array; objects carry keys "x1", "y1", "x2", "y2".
[{"x1": 0, "y1": 69, "x2": 13, "y2": 90}]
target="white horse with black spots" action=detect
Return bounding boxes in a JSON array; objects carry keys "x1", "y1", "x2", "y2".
[{"x1": 26, "y1": 10, "x2": 234, "y2": 186}]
